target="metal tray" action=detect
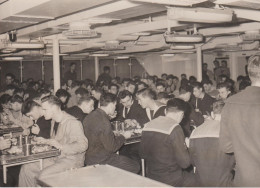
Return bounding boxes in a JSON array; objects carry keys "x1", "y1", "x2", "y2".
[
  {"x1": 0, "y1": 149, "x2": 60, "y2": 165},
  {"x1": 0, "y1": 126, "x2": 23, "y2": 135},
  {"x1": 125, "y1": 133, "x2": 141, "y2": 145}
]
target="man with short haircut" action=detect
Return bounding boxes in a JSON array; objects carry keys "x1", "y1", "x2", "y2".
[
  {"x1": 156, "y1": 82, "x2": 166, "y2": 93},
  {"x1": 189, "y1": 100, "x2": 235, "y2": 186},
  {"x1": 219, "y1": 55, "x2": 260, "y2": 186},
  {"x1": 126, "y1": 81, "x2": 136, "y2": 94},
  {"x1": 117, "y1": 90, "x2": 149, "y2": 127},
  {"x1": 108, "y1": 84, "x2": 119, "y2": 95},
  {"x1": 96, "y1": 66, "x2": 112, "y2": 86},
  {"x1": 191, "y1": 82, "x2": 215, "y2": 116},
  {"x1": 66, "y1": 96, "x2": 95, "y2": 122},
  {"x1": 83, "y1": 93, "x2": 140, "y2": 173},
  {"x1": 19, "y1": 95, "x2": 88, "y2": 187},
  {"x1": 203, "y1": 80, "x2": 218, "y2": 98},
  {"x1": 140, "y1": 98, "x2": 196, "y2": 186},
  {"x1": 217, "y1": 82, "x2": 232, "y2": 100},
  {"x1": 4, "y1": 84, "x2": 16, "y2": 96},
  {"x1": 64, "y1": 62, "x2": 77, "y2": 83},
  {"x1": 136, "y1": 88, "x2": 166, "y2": 121},
  {"x1": 22, "y1": 100, "x2": 52, "y2": 139}
]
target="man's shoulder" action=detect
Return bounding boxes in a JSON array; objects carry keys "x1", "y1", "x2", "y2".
[{"x1": 190, "y1": 120, "x2": 220, "y2": 139}]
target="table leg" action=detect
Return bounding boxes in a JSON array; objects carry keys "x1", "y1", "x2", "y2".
[
  {"x1": 3, "y1": 165, "x2": 7, "y2": 184},
  {"x1": 39, "y1": 159, "x2": 43, "y2": 170}
]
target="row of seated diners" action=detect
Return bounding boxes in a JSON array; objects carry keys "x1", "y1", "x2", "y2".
[{"x1": 0, "y1": 60, "x2": 258, "y2": 187}]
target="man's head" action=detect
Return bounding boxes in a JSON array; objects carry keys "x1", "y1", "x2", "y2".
[
  {"x1": 136, "y1": 88, "x2": 156, "y2": 109},
  {"x1": 137, "y1": 81, "x2": 147, "y2": 91},
  {"x1": 192, "y1": 82, "x2": 204, "y2": 98},
  {"x1": 202, "y1": 63, "x2": 208, "y2": 71},
  {"x1": 157, "y1": 92, "x2": 172, "y2": 105},
  {"x1": 247, "y1": 55, "x2": 260, "y2": 85},
  {"x1": 166, "y1": 75, "x2": 173, "y2": 86},
  {"x1": 181, "y1": 74, "x2": 187, "y2": 79},
  {"x1": 78, "y1": 96, "x2": 95, "y2": 114},
  {"x1": 166, "y1": 98, "x2": 186, "y2": 123},
  {"x1": 99, "y1": 93, "x2": 117, "y2": 116},
  {"x1": 91, "y1": 87, "x2": 103, "y2": 100},
  {"x1": 161, "y1": 73, "x2": 167, "y2": 80},
  {"x1": 126, "y1": 81, "x2": 136, "y2": 94},
  {"x1": 108, "y1": 84, "x2": 119, "y2": 95},
  {"x1": 203, "y1": 80, "x2": 213, "y2": 93},
  {"x1": 55, "y1": 89, "x2": 70, "y2": 104},
  {"x1": 213, "y1": 60, "x2": 220, "y2": 68},
  {"x1": 217, "y1": 82, "x2": 231, "y2": 100},
  {"x1": 212, "y1": 100, "x2": 225, "y2": 115},
  {"x1": 70, "y1": 63, "x2": 76, "y2": 72},
  {"x1": 172, "y1": 76, "x2": 179, "y2": 86},
  {"x1": 75, "y1": 88, "x2": 89, "y2": 102},
  {"x1": 41, "y1": 95, "x2": 62, "y2": 120},
  {"x1": 4, "y1": 85, "x2": 16, "y2": 96},
  {"x1": 189, "y1": 76, "x2": 197, "y2": 84},
  {"x1": 221, "y1": 60, "x2": 227, "y2": 67},
  {"x1": 22, "y1": 100, "x2": 42, "y2": 120},
  {"x1": 9, "y1": 95, "x2": 24, "y2": 112},
  {"x1": 5, "y1": 73, "x2": 15, "y2": 85},
  {"x1": 0, "y1": 94, "x2": 11, "y2": 111},
  {"x1": 179, "y1": 85, "x2": 193, "y2": 102},
  {"x1": 118, "y1": 90, "x2": 133, "y2": 109},
  {"x1": 156, "y1": 82, "x2": 166, "y2": 93},
  {"x1": 14, "y1": 88, "x2": 24, "y2": 98},
  {"x1": 122, "y1": 78, "x2": 131, "y2": 88},
  {"x1": 103, "y1": 66, "x2": 110, "y2": 74}
]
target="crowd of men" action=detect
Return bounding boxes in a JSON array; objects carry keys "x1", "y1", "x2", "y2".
[{"x1": 0, "y1": 57, "x2": 259, "y2": 187}]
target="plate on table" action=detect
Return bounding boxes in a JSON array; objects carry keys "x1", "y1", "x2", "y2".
[
  {"x1": 6, "y1": 146, "x2": 23, "y2": 155},
  {"x1": 31, "y1": 144, "x2": 53, "y2": 154}
]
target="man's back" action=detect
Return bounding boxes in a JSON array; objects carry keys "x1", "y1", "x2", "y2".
[
  {"x1": 83, "y1": 109, "x2": 124, "y2": 165},
  {"x1": 190, "y1": 119, "x2": 235, "y2": 187},
  {"x1": 220, "y1": 86, "x2": 260, "y2": 186}
]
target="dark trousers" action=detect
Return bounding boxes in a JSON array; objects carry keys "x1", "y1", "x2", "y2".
[
  {"x1": 0, "y1": 165, "x2": 21, "y2": 187},
  {"x1": 119, "y1": 143, "x2": 141, "y2": 165},
  {"x1": 101, "y1": 153, "x2": 140, "y2": 174}
]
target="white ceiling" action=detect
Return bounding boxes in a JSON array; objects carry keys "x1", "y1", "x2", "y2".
[{"x1": 0, "y1": 0, "x2": 260, "y2": 58}]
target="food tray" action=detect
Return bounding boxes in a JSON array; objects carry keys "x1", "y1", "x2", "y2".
[
  {"x1": 0, "y1": 149, "x2": 60, "y2": 165},
  {"x1": 125, "y1": 133, "x2": 142, "y2": 145},
  {"x1": 0, "y1": 126, "x2": 23, "y2": 135}
]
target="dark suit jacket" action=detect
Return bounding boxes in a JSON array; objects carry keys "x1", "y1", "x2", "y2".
[{"x1": 116, "y1": 100, "x2": 149, "y2": 127}]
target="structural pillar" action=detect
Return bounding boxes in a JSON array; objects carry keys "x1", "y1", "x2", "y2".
[
  {"x1": 94, "y1": 56, "x2": 99, "y2": 81},
  {"x1": 53, "y1": 38, "x2": 60, "y2": 93},
  {"x1": 196, "y1": 46, "x2": 202, "y2": 82},
  {"x1": 80, "y1": 59, "x2": 83, "y2": 80},
  {"x1": 230, "y1": 52, "x2": 237, "y2": 81}
]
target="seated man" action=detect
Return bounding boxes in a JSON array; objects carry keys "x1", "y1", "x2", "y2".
[
  {"x1": 136, "y1": 88, "x2": 166, "y2": 121},
  {"x1": 191, "y1": 82, "x2": 216, "y2": 116},
  {"x1": 117, "y1": 90, "x2": 149, "y2": 127},
  {"x1": 19, "y1": 95, "x2": 88, "y2": 187},
  {"x1": 22, "y1": 100, "x2": 52, "y2": 138},
  {"x1": 217, "y1": 82, "x2": 233, "y2": 100},
  {"x1": 203, "y1": 80, "x2": 218, "y2": 98},
  {"x1": 8, "y1": 95, "x2": 33, "y2": 134},
  {"x1": 189, "y1": 100, "x2": 235, "y2": 187},
  {"x1": 140, "y1": 98, "x2": 196, "y2": 187},
  {"x1": 83, "y1": 93, "x2": 140, "y2": 173},
  {"x1": 66, "y1": 96, "x2": 95, "y2": 123}
]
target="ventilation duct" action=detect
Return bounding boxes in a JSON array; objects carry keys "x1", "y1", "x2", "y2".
[
  {"x1": 167, "y1": 7, "x2": 233, "y2": 23},
  {"x1": 62, "y1": 22, "x2": 98, "y2": 39},
  {"x1": 164, "y1": 32, "x2": 204, "y2": 43},
  {"x1": 241, "y1": 30, "x2": 260, "y2": 41},
  {"x1": 0, "y1": 41, "x2": 44, "y2": 50},
  {"x1": 101, "y1": 41, "x2": 125, "y2": 51}
]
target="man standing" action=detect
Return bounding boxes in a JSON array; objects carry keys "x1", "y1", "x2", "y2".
[
  {"x1": 96, "y1": 66, "x2": 112, "y2": 86},
  {"x1": 140, "y1": 98, "x2": 196, "y2": 186},
  {"x1": 220, "y1": 55, "x2": 260, "y2": 186},
  {"x1": 19, "y1": 95, "x2": 88, "y2": 187},
  {"x1": 64, "y1": 63, "x2": 77, "y2": 83},
  {"x1": 189, "y1": 100, "x2": 235, "y2": 186},
  {"x1": 83, "y1": 93, "x2": 140, "y2": 173}
]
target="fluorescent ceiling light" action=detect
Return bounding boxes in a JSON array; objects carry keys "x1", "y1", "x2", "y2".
[
  {"x1": 130, "y1": 0, "x2": 208, "y2": 6},
  {"x1": 3, "y1": 42, "x2": 44, "y2": 49},
  {"x1": 170, "y1": 44, "x2": 195, "y2": 50},
  {"x1": 130, "y1": 32, "x2": 151, "y2": 36},
  {"x1": 116, "y1": 56, "x2": 129, "y2": 59},
  {"x1": 1, "y1": 48, "x2": 17, "y2": 53},
  {"x1": 164, "y1": 33, "x2": 204, "y2": 43},
  {"x1": 161, "y1": 54, "x2": 175, "y2": 57},
  {"x1": 2, "y1": 57, "x2": 23, "y2": 61},
  {"x1": 90, "y1": 54, "x2": 109, "y2": 57},
  {"x1": 167, "y1": 7, "x2": 233, "y2": 23}
]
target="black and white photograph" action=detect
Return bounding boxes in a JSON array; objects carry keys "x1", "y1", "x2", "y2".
[{"x1": 0, "y1": 0, "x2": 260, "y2": 187}]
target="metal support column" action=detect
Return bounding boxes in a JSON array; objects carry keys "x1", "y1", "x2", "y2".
[
  {"x1": 80, "y1": 59, "x2": 83, "y2": 80},
  {"x1": 94, "y1": 56, "x2": 99, "y2": 82},
  {"x1": 53, "y1": 38, "x2": 61, "y2": 93},
  {"x1": 20, "y1": 60, "x2": 23, "y2": 82},
  {"x1": 113, "y1": 59, "x2": 117, "y2": 77},
  {"x1": 196, "y1": 46, "x2": 202, "y2": 82},
  {"x1": 230, "y1": 52, "x2": 237, "y2": 81},
  {"x1": 129, "y1": 58, "x2": 132, "y2": 78},
  {"x1": 41, "y1": 60, "x2": 45, "y2": 81}
]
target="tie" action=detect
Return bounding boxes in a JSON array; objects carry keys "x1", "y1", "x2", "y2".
[
  {"x1": 150, "y1": 110, "x2": 154, "y2": 120},
  {"x1": 125, "y1": 107, "x2": 129, "y2": 118}
]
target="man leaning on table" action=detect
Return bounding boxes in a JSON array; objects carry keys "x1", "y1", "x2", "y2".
[
  {"x1": 19, "y1": 95, "x2": 88, "y2": 187},
  {"x1": 83, "y1": 93, "x2": 140, "y2": 173}
]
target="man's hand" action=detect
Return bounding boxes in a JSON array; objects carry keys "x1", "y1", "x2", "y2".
[
  {"x1": 0, "y1": 139, "x2": 11, "y2": 150},
  {"x1": 120, "y1": 131, "x2": 132, "y2": 139},
  {"x1": 31, "y1": 124, "x2": 40, "y2": 135},
  {"x1": 47, "y1": 139, "x2": 62, "y2": 150}
]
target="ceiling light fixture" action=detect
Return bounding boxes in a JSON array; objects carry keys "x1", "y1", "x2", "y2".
[
  {"x1": 116, "y1": 56, "x2": 129, "y2": 59},
  {"x1": 2, "y1": 57, "x2": 23, "y2": 61},
  {"x1": 170, "y1": 44, "x2": 195, "y2": 50},
  {"x1": 90, "y1": 54, "x2": 109, "y2": 57},
  {"x1": 161, "y1": 54, "x2": 175, "y2": 57}
]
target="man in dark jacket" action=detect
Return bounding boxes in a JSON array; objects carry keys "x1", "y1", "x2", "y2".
[
  {"x1": 96, "y1": 66, "x2": 112, "y2": 86},
  {"x1": 219, "y1": 55, "x2": 260, "y2": 186},
  {"x1": 83, "y1": 93, "x2": 140, "y2": 173},
  {"x1": 140, "y1": 98, "x2": 196, "y2": 187}
]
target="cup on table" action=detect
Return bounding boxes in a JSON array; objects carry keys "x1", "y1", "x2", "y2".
[
  {"x1": 23, "y1": 144, "x2": 32, "y2": 156},
  {"x1": 111, "y1": 121, "x2": 121, "y2": 132}
]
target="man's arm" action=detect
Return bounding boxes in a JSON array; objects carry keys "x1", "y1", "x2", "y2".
[
  {"x1": 219, "y1": 106, "x2": 234, "y2": 153},
  {"x1": 171, "y1": 126, "x2": 191, "y2": 169}
]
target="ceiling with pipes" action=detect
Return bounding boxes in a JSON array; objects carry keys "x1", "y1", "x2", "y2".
[{"x1": 1, "y1": 0, "x2": 260, "y2": 60}]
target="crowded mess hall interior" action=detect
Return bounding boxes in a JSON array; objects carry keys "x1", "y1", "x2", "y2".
[{"x1": 0, "y1": 0, "x2": 260, "y2": 187}]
